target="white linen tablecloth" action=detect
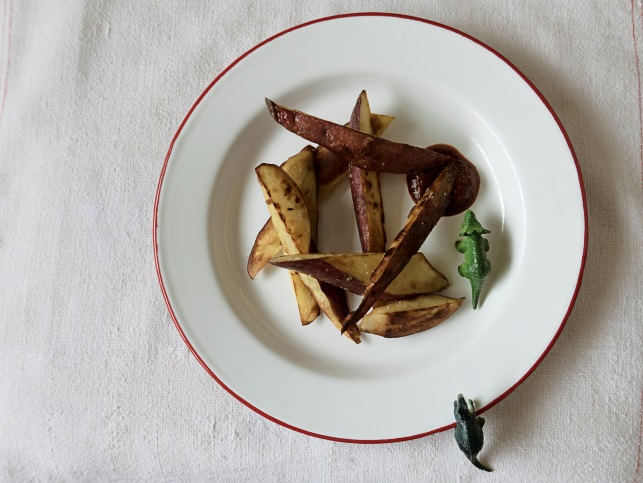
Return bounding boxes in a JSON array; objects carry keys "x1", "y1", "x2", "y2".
[{"x1": 1, "y1": 1, "x2": 642, "y2": 481}]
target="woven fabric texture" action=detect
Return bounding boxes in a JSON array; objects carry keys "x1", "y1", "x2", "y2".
[{"x1": 1, "y1": 1, "x2": 642, "y2": 481}]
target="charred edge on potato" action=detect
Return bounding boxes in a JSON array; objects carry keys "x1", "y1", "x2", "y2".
[
  {"x1": 265, "y1": 98, "x2": 480, "y2": 217},
  {"x1": 348, "y1": 90, "x2": 386, "y2": 253},
  {"x1": 265, "y1": 98, "x2": 454, "y2": 174},
  {"x1": 360, "y1": 297, "x2": 464, "y2": 338},
  {"x1": 340, "y1": 163, "x2": 457, "y2": 333},
  {"x1": 249, "y1": 111, "x2": 396, "y2": 279},
  {"x1": 269, "y1": 254, "x2": 447, "y2": 301}
]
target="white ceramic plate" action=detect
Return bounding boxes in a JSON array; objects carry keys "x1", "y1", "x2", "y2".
[{"x1": 154, "y1": 14, "x2": 587, "y2": 442}]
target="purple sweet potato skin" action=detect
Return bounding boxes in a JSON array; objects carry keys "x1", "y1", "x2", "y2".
[
  {"x1": 341, "y1": 163, "x2": 457, "y2": 332},
  {"x1": 407, "y1": 144, "x2": 480, "y2": 217},
  {"x1": 348, "y1": 92, "x2": 386, "y2": 253},
  {"x1": 266, "y1": 98, "x2": 452, "y2": 174},
  {"x1": 266, "y1": 99, "x2": 479, "y2": 216}
]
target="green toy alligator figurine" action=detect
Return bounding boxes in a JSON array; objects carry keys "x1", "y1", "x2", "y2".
[
  {"x1": 454, "y1": 394, "x2": 492, "y2": 472},
  {"x1": 455, "y1": 210, "x2": 491, "y2": 309}
]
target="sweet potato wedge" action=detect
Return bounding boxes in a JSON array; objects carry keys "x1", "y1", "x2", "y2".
[
  {"x1": 254, "y1": 161, "x2": 319, "y2": 324},
  {"x1": 284, "y1": 146, "x2": 318, "y2": 242},
  {"x1": 289, "y1": 272, "x2": 320, "y2": 324},
  {"x1": 406, "y1": 144, "x2": 480, "y2": 217},
  {"x1": 248, "y1": 113, "x2": 394, "y2": 278},
  {"x1": 269, "y1": 148, "x2": 319, "y2": 323},
  {"x1": 255, "y1": 163, "x2": 360, "y2": 343},
  {"x1": 359, "y1": 295, "x2": 464, "y2": 338},
  {"x1": 348, "y1": 91, "x2": 386, "y2": 252},
  {"x1": 316, "y1": 113, "x2": 395, "y2": 202},
  {"x1": 255, "y1": 164, "x2": 311, "y2": 255},
  {"x1": 265, "y1": 98, "x2": 479, "y2": 215},
  {"x1": 247, "y1": 146, "x2": 317, "y2": 279},
  {"x1": 269, "y1": 252, "x2": 448, "y2": 300},
  {"x1": 299, "y1": 275, "x2": 358, "y2": 342},
  {"x1": 341, "y1": 163, "x2": 457, "y2": 333},
  {"x1": 265, "y1": 98, "x2": 452, "y2": 173},
  {"x1": 247, "y1": 221, "x2": 282, "y2": 279}
]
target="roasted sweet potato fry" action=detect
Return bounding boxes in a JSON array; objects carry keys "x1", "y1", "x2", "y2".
[
  {"x1": 285, "y1": 146, "x2": 318, "y2": 242},
  {"x1": 247, "y1": 146, "x2": 317, "y2": 279},
  {"x1": 348, "y1": 91, "x2": 386, "y2": 252},
  {"x1": 290, "y1": 272, "x2": 320, "y2": 324},
  {"x1": 255, "y1": 164, "x2": 360, "y2": 343},
  {"x1": 341, "y1": 163, "x2": 457, "y2": 333},
  {"x1": 265, "y1": 98, "x2": 479, "y2": 215},
  {"x1": 269, "y1": 252, "x2": 448, "y2": 300},
  {"x1": 247, "y1": 221, "x2": 282, "y2": 279},
  {"x1": 407, "y1": 144, "x2": 480, "y2": 217},
  {"x1": 255, "y1": 164, "x2": 311, "y2": 256},
  {"x1": 265, "y1": 98, "x2": 452, "y2": 173},
  {"x1": 359, "y1": 295, "x2": 464, "y2": 338},
  {"x1": 254, "y1": 160, "x2": 319, "y2": 324},
  {"x1": 303, "y1": 276, "x2": 358, "y2": 342},
  {"x1": 316, "y1": 113, "x2": 395, "y2": 202},
  {"x1": 248, "y1": 113, "x2": 395, "y2": 278}
]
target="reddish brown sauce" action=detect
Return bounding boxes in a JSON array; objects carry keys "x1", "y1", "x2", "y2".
[{"x1": 406, "y1": 144, "x2": 480, "y2": 216}]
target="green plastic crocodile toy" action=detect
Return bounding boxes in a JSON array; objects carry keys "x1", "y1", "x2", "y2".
[{"x1": 455, "y1": 210, "x2": 491, "y2": 309}]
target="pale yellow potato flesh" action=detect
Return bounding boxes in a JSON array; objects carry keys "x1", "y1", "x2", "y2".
[
  {"x1": 255, "y1": 163, "x2": 319, "y2": 324},
  {"x1": 247, "y1": 147, "x2": 316, "y2": 278},
  {"x1": 359, "y1": 295, "x2": 464, "y2": 338},
  {"x1": 255, "y1": 164, "x2": 360, "y2": 343},
  {"x1": 289, "y1": 272, "x2": 320, "y2": 324},
  {"x1": 248, "y1": 113, "x2": 395, "y2": 277},
  {"x1": 269, "y1": 252, "x2": 448, "y2": 298}
]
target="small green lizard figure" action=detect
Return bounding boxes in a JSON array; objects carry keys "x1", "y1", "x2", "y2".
[{"x1": 455, "y1": 210, "x2": 491, "y2": 309}]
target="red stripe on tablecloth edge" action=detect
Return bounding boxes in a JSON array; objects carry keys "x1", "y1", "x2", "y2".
[
  {"x1": 632, "y1": 1, "x2": 643, "y2": 479},
  {"x1": 153, "y1": 12, "x2": 588, "y2": 443},
  {"x1": 0, "y1": 0, "x2": 12, "y2": 128}
]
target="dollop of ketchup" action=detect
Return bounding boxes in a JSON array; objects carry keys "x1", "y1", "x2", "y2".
[{"x1": 406, "y1": 144, "x2": 480, "y2": 216}]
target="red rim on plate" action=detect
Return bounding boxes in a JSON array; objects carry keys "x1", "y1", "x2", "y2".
[{"x1": 153, "y1": 12, "x2": 588, "y2": 444}]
